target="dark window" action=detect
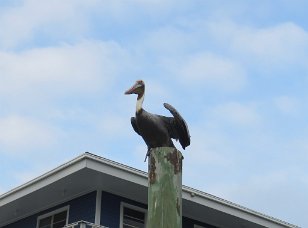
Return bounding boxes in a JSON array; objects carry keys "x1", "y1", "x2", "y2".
[
  {"x1": 38, "y1": 210, "x2": 67, "y2": 228},
  {"x1": 123, "y1": 206, "x2": 146, "y2": 228},
  {"x1": 39, "y1": 216, "x2": 52, "y2": 228}
]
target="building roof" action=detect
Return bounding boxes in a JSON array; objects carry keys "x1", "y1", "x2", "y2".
[{"x1": 0, "y1": 152, "x2": 299, "y2": 228}]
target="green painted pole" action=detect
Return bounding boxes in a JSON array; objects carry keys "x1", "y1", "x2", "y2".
[{"x1": 147, "y1": 147, "x2": 183, "y2": 228}]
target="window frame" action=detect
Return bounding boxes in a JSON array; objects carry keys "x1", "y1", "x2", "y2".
[
  {"x1": 120, "y1": 202, "x2": 147, "y2": 228},
  {"x1": 36, "y1": 205, "x2": 70, "y2": 228}
]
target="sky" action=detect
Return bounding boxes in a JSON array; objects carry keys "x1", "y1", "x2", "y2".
[{"x1": 0, "y1": 0, "x2": 307, "y2": 227}]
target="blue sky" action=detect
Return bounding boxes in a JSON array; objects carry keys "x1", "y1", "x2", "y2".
[{"x1": 0, "y1": 0, "x2": 308, "y2": 227}]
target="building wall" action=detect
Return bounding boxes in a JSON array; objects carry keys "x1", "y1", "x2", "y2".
[
  {"x1": 2, "y1": 216, "x2": 35, "y2": 228},
  {"x1": 100, "y1": 191, "x2": 147, "y2": 228},
  {"x1": 67, "y1": 191, "x2": 96, "y2": 223},
  {"x1": 3, "y1": 191, "x2": 96, "y2": 228}
]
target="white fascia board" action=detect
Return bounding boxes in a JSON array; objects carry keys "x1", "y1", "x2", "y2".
[
  {"x1": 85, "y1": 157, "x2": 147, "y2": 187},
  {"x1": 0, "y1": 154, "x2": 87, "y2": 207}
]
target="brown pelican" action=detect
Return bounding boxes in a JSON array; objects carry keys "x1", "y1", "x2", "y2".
[{"x1": 125, "y1": 80, "x2": 190, "y2": 160}]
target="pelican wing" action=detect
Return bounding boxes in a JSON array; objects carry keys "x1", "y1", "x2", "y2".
[
  {"x1": 163, "y1": 103, "x2": 190, "y2": 149},
  {"x1": 130, "y1": 117, "x2": 140, "y2": 135}
]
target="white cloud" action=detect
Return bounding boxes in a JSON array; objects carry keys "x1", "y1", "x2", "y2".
[
  {"x1": 208, "y1": 21, "x2": 308, "y2": 66},
  {"x1": 0, "y1": 0, "x2": 100, "y2": 48},
  {"x1": 0, "y1": 40, "x2": 129, "y2": 103},
  {"x1": 165, "y1": 53, "x2": 246, "y2": 91},
  {"x1": 0, "y1": 115, "x2": 57, "y2": 153},
  {"x1": 236, "y1": 23, "x2": 308, "y2": 65},
  {"x1": 0, "y1": 0, "x2": 186, "y2": 49}
]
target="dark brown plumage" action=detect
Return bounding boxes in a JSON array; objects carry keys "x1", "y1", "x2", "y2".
[{"x1": 125, "y1": 80, "x2": 190, "y2": 160}]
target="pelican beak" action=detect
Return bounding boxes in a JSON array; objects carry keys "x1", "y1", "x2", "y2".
[{"x1": 124, "y1": 82, "x2": 139, "y2": 95}]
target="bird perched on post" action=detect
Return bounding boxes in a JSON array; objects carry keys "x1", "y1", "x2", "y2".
[{"x1": 124, "y1": 80, "x2": 190, "y2": 161}]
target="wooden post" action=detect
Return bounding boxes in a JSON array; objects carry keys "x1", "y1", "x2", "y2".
[{"x1": 147, "y1": 147, "x2": 183, "y2": 228}]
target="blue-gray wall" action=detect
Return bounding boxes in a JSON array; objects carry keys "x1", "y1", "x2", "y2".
[
  {"x1": 68, "y1": 191, "x2": 96, "y2": 223},
  {"x1": 100, "y1": 191, "x2": 147, "y2": 228},
  {"x1": 3, "y1": 191, "x2": 96, "y2": 228}
]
